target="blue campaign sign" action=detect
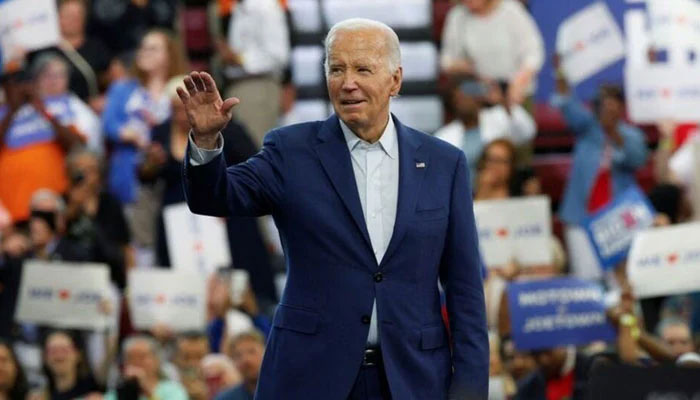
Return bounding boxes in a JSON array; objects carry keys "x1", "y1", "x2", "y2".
[
  {"x1": 507, "y1": 278, "x2": 616, "y2": 351},
  {"x1": 530, "y1": 0, "x2": 647, "y2": 102},
  {"x1": 583, "y1": 186, "x2": 656, "y2": 270}
]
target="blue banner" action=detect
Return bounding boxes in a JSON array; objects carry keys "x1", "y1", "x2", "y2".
[
  {"x1": 583, "y1": 186, "x2": 656, "y2": 270},
  {"x1": 507, "y1": 278, "x2": 616, "y2": 351}
]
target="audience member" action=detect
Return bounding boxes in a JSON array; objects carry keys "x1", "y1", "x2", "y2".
[
  {"x1": 552, "y1": 64, "x2": 648, "y2": 279},
  {"x1": 201, "y1": 354, "x2": 241, "y2": 399},
  {"x1": 104, "y1": 335, "x2": 187, "y2": 400},
  {"x1": 441, "y1": 0, "x2": 544, "y2": 104},
  {"x1": 215, "y1": 330, "x2": 265, "y2": 400},
  {"x1": 0, "y1": 340, "x2": 29, "y2": 400},
  {"x1": 218, "y1": 0, "x2": 290, "y2": 147},
  {"x1": 40, "y1": 330, "x2": 101, "y2": 400},
  {"x1": 0, "y1": 60, "x2": 89, "y2": 222},
  {"x1": 658, "y1": 318, "x2": 696, "y2": 360},
  {"x1": 474, "y1": 139, "x2": 517, "y2": 201},
  {"x1": 57, "y1": 0, "x2": 113, "y2": 102},
  {"x1": 65, "y1": 149, "x2": 132, "y2": 288}
]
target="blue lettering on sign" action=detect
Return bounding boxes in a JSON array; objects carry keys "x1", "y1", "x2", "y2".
[
  {"x1": 683, "y1": 249, "x2": 700, "y2": 264},
  {"x1": 172, "y1": 295, "x2": 197, "y2": 306},
  {"x1": 636, "y1": 255, "x2": 662, "y2": 268},
  {"x1": 29, "y1": 287, "x2": 53, "y2": 299},
  {"x1": 75, "y1": 292, "x2": 101, "y2": 304},
  {"x1": 134, "y1": 294, "x2": 152, "y2": 305},
  {"x1": 515, "y1": 224, "x2": 542, "y2": 237},
  {"x1": 478, "y1": 228, "x2": 491, "y2": 240}
]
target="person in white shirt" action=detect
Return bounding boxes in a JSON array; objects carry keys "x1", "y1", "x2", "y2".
[
  {"x1": 220, "y1": 0, "x2": 290, "y2": 148},
  {"x1": 440, "y1": 0, "x2": 544, "y2": 104},
  {"x1": 434, "y1": 77, "x2": 536, "y2": 181}
]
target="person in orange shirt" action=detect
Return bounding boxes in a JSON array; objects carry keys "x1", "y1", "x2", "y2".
[{"x1": 0, "y1": 57, "x2": 87, "y2": 222}]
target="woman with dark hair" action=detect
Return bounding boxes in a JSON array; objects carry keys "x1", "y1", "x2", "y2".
[
  {"x1": 0, "y1": 339, "x2": 29, "y2": 400},
  {"x1": 474, "y1": 138, "x2": 518, "y2": 201},
  {"x1": 41, "y1": 330, "x2": 100, "y2": 400}
]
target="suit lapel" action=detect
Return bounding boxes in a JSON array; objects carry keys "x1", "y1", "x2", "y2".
[
  {"x1": 380, "y1": 116, "x2": 428, "y2": 268},
  {"x1": 314, "y1": 115, "x2": 374, "y2": 255}
]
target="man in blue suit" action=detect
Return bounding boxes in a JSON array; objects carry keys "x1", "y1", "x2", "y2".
[{"x1": 177, "y1": 18, "x2": 488, "y2": 400}]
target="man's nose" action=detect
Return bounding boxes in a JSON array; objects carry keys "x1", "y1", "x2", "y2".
[{"x1": 340, "y1": 73, "x2": 359, "y2": 91}]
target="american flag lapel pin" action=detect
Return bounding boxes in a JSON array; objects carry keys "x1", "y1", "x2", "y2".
[{"x1": 416, "y1": 162, "x2": 426, "y2": 169}]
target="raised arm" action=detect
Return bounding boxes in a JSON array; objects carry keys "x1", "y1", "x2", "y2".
[{"x1": 179, "y1": 72, "x2": 284, "y2": 217}]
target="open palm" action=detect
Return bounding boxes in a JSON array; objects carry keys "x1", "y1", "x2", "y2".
[{"x1": 177, "y1": 71, "x2": 240, "y2": 142}]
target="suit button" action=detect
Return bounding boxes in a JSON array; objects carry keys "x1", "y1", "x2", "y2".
[
  {"x1": 373, "y1": 272, "x2": 383, "y2": 282},
  {"x1": 361, "y1": 315, "x2": 371, "y2": 324}
]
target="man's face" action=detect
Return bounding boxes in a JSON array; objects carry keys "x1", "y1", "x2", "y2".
[
  {"x1": 534, "y1": 348, "x2": 566, "y2": 380},
  {"x1": 231, "y1": 339, "x2": 264, "y2": 383},
  {"x1": 70, "y1": 153, "x2": 101, "y2": 192},
  {"x1": 327, "y1": 29, "x2": 402, "y2": 135},
  {"x1": 29, "y1": 197, "x2": 62, "y2": 248},
  {"x1": 662, "y1": 324, "x2": 694, "y2": 358},
  {"x1": 125, "y1": 341, "x2": 159, "y2": 379},
  {"x1": 453, "y1": 89, "x2": 480, "y2": 122},
  {"x1": 175, "y1": 338, "x2": 209, "y2": 371}
]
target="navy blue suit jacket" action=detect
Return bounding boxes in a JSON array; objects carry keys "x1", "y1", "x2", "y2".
[{"x1": 183, "y1": 114, "x2": 488, "y2": 399}]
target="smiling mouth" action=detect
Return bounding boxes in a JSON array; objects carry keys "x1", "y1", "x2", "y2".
[{"x1": 341, "y1": 100, "x2": 365, "y2": 105}]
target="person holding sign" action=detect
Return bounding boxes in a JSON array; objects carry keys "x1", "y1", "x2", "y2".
[
  {"x1": 552, "y1": 56, "x2": 648, "y2": 278},
  {"x1": 181, "y1": 18, "x2": 488, "y2": 400}
]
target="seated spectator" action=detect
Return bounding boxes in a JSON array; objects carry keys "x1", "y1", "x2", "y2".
[
  {"x1": 57, "y1": 0, "x2": 113, "y2": 102},
  {"x1": 173, "y1": 332, "x2": 210, "y2": 373},
  {"x1": 216, "y1": 330, "x2": 266, "y2": 400},
  {"x1": 0, "y1": 339, "x2": 29, "y2": 400},
  {"x1": 65, "y1": 149, "x2": 131, "y2": 288},
  {"x1": 201, "y1": 354, "x2": 241, "y2": 399},
  {"x1": 552, "y1": 63, "x2": 648, "y2": 279},
  {"x1": 104, "y1": 335, "x2": 187, "y2": 400},
  {"x1": 435, "y1": 77, "x2": 536, "y2": 182},
  {"x1": 41, "y1": 330, "x2": 101, "y2": 400},
  {"x1": 531, "y1": 347, "x2": 591, "y2": 400},
  {"x1": 658, "y1": 318, "x2": 695, "y2": 360},
  {"x1": 440, "y1": 0, "x2": 544, "y2": 104},
  {"x1": 0, "y1": 61, "x2": 88, "y2": 222}
]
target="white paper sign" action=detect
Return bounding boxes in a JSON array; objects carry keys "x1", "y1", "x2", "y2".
[
  {"x1": 0, "y1": 0, "x2": 60, "y2": 67},
  {"x1": 163, "y1": 203, "x2": 232, "y2": 276},
  {"x1": 128, "y1": 268, "x2": 207, "y2": 332},
  {"x1": 627, "y1": 222, "x2": 700, "y2": 298},
  {"x1": 647, "y1": 0, "x2": 700, "y2": 54},
  {"x1": 625, "y1": 65, "x2": 700, "y2": 123},
  {"x1": 556, "y1": 2, "x2": 625, "y2": 84},
  {"x1": 474, "y1": 196, "x2": 552, "y2": 268},
  {"x1": 15, "y1": 261, "x2": 111, "y2": 330}
]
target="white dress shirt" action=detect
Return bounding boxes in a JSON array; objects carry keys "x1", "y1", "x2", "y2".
[
  {"x1": 225, "y1": 0, "x2": 290, "y2": 79},
  {"x1": 188, "y1": 115, "x2": 400, "y2": 346}
]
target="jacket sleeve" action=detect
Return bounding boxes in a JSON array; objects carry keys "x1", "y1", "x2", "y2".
[
  {"x1": 550, "y1": 93, "x2": 596, "y2": 136},
  {"x1": 439, "y1": 151, "x2": 489, "y2": 399},
  {"x1": 183, "y1": 129, "x2": 285, "y2": 217},
  {"x1": 612, "y1": 125, "x2": 649, "y2": 171},
  {"x1": 101, "y1": 81, "x2": 132, "y2": 142}
]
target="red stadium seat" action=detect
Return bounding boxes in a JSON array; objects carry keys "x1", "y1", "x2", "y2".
[
  {"x1": 183, "y1": 7, "x2": 211, "y2": 54},
  {"x1": 433, "y1": 0, "x2": 454, "y2": 44}
]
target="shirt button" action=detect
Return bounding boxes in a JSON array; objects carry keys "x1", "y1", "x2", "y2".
[
  {"x1": 361, "y1": 315, "x2": 371, "y2": 324},
  {"x1": 373, "y1": 272, "x2": 383, "y2": 282}
]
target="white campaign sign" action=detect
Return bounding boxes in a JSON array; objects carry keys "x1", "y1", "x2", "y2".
[
  {"x1": 627, "y1": 222, "x2": 700, "y2": 298},
  {"x1": 128, "y1": 269, "x2": 207, "y2": 332},
  {"x1": 625, "y1": 65, "x2": 700, "y2": 123},
  {"x1": 474, "y1": 196, "x2": 552, "y2": 268},
  {"x1": 0, "y1": 0, "x2": 60, "y2": 67},
  {"x1": 163, "y1": 203, "x2": 232, "y2": 276},
  {"x1": 15, "y1": 261, "x2": 111, "y2": 330},
  {"x1": 556, "y1": 2, "x2": 625, "y2": 84}
]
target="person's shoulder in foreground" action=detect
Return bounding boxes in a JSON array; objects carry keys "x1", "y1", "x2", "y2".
[{"x1": 214, "y1": 383, "x2": 253, "y2": 400}]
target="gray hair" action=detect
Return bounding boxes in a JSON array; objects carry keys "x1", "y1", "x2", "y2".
[
  {"x1": 30, "y1": 189, "x2": 66, "y2": 214},
  {"x1": 323, "y1": 18, "x2": 401, "y2": 76},
  {"x1": 656, "y1": 317, "x2": 691, "y2": 337},
  {"x1": 30, "y1": 53, "x2": 68, "y2": 79},
  {"x1": 122, "y1": 335, "x2": 161, "y2": 364}
]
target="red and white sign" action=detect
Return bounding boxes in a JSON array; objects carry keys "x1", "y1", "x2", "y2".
[{"x1": 0, "y1": 0, "x2": 60, "y2": 69}]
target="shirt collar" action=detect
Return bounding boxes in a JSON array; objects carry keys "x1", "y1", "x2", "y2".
[{"x1": 339, "y1": 115, "x2": 398, "y2": 160}]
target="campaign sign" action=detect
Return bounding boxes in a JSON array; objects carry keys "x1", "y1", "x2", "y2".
[
  {"x1": 556, "y1": 2, "x2": 625, "y2": 85},
  {"x1": 0, "y1": 0, "x2": 60, "y2": 68},
  {"x1": 583, "y1": 186, "x2": 655, "y2": 270},
  {"x1": 474, "y1": 196, "x2": 552, "y2": 268},
  {"x1": 128, "y1": 269, "x2": 206, "y2": 332},
  {"x1": 15, "y1": 261, "x2": 111, "y2": 330},
  {"x1": 0, "y1": 96, "x2": 75, "y2": 149},
  {"x1": 627, "y1": 222, "x2": 700, "y2": 299},
  {"x1": 625, "y1": 65, "x2": 700, "y2": 124},
  {"x1": 506, "y1": 278, "x2": 616, "y2": 351},
  {"x1": 163, "y1": 203, "x2": 232, "y2": 276}
]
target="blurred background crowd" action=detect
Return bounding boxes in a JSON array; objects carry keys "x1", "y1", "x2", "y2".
[{"x1": 0, "y1": 0, "x2": 700, "y2": 399}]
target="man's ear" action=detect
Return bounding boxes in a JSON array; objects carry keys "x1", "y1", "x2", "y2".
[{"x1": 390, "y1": 66, "x2": 403, "y2": 97}]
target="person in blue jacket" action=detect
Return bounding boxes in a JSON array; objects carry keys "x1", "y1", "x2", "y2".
[
  {"x1": 101, "y1": 29, "x2": 187, "y2": 204},
  {"x1": 552, "y1": 60, "x2": 648, "y2": 279}
]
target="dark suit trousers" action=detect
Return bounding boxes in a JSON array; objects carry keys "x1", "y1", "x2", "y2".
[{"x1": 347, "y1": 361, "x2": 392, "y2": 400}]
